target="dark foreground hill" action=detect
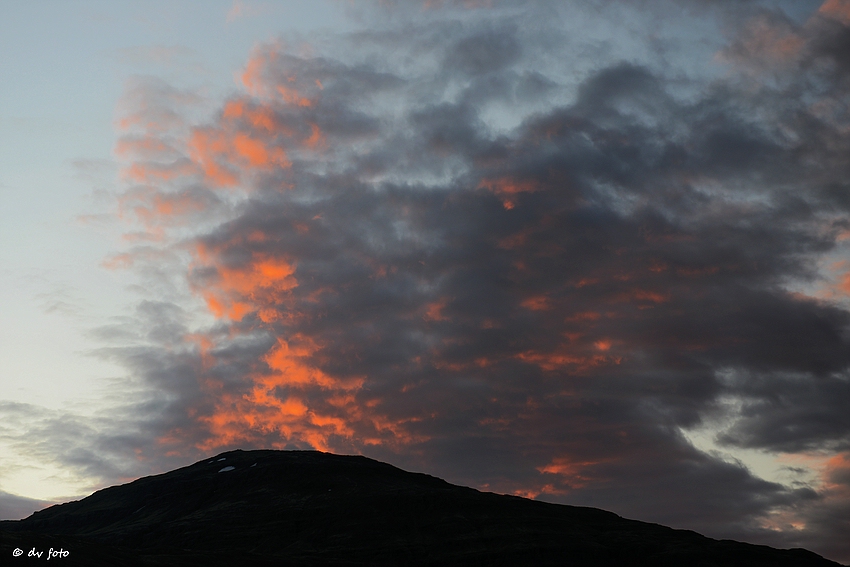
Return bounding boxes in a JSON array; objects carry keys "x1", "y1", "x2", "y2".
[{"x1": 0, "y1": 450, "x2": 843, "y2": 566}]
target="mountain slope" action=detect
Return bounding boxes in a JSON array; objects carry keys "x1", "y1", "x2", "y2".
[{"x1": 0, "y1": 449, "x2": 843, "y2": 566}]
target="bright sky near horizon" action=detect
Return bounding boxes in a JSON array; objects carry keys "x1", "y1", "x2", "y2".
[{"x1": 2, "y1": 0, "x2": 850, "y2": 564}]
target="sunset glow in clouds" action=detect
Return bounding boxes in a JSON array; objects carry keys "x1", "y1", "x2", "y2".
[{"x1": 3, "y1": 0, "x2": 850, "y2": 563}]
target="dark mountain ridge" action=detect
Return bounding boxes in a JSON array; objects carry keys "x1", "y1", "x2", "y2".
[{"x1": 0, "y1": 449, "x2": 843, "y2": 566}]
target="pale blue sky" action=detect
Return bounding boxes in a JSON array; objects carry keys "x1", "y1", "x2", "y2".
[{"x1": 0, "y1": 0, "x2": 347, "y2": 498}]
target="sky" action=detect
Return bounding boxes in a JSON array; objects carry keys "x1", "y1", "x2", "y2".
[{"x1": 2, "y1": 0, "x2": 850, "y2": 563}]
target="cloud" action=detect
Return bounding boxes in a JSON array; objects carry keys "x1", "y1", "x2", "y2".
[
  {"x1": 9, "y1": 0, "x2": 850, "y2": 563},
  {"x1": 0, "y1": 491, "x2": 50, "y2": 521}
]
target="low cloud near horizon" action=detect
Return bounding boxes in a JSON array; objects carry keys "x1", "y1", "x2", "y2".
[
  {"x1": 0, "y1": 490, "x2": 50, "y2": 522},
  {"x1": 3, "y1": 0, "x2": 850, "y2": 563}
]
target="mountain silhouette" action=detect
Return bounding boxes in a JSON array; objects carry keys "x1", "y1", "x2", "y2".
[{"x1": 0, "y1": 449, "x2": 843, "y2": 566}]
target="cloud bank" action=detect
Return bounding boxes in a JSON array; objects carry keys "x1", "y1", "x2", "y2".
[
  {"x1": 8, "y1": 0, "x2": 850, "y2": 563},
  {"x1": 0, "y1": 491, "x2": 49, "y2": 522}
]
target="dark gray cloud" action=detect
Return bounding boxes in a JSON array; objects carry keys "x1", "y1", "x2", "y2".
[
  {"x1": 443, "y1": 23, "x2": 522, "y2": 75},
  {"x1": 9, "y1": 0, "x2": 850, "y2": 563},
  {"x1": 0, "y1": 491, "x2": 49, "y2": 521}
]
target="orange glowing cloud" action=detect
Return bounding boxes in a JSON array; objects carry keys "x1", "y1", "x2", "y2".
[
  {"x1": 304, "y1": 123, "x2": 325, "y2": 149},
  {"x1": 183, "y1": 318, "x2": 372, "y2": 453},
  {"x1": 232, "y1": 132, "x2": 280, "y2": 167},
  {"x1": 479, "y1": 176, "x2": 540, "y2": 209},
  {"x1": 743, "y1": 21, "x2": 803, "y2": 61},
  {"x1": 277, "y1": 85, "x2": 314, "y2": 107},
  {"x1": 188, "y1": 129, "x2": 239, "y2": 186},
  {"x1": 116, "y1": 52, "x2": 323, "y2": 196},
  {"x1": 185, "y1": 309, "x2": 371, "y2": 452},
  {"x1": 192, "y1": 331, "x2": 407, "y2": 453},
  {"x1": 263, "y1": 336, "x2": 362, "y2": 390},
  {"x1": 240, "y1": 46, "x2": 278, "y2": 97},
  {"x1": 613, "y1": 289, "x2": 670, "y2": 306},
  {"x1": 223, "y1": 99, "x2": 292, "y2": 136},
  {"x1": 822, "y1": 452, "x2": 850, "y2": 492},
  {"x1": 818, "y1": 0, "x2": 850, "y2": 25},
  {"x1": 188, "y1": 127, "x2": 290, "y2": 187},
  {"x1": 537, "y1": 457, "x2": 607, "y2": 489},
  {"x1": 115, "y1": 41, "x2": 445, "y2": 460},
  {"x1": 516, "y1": 348, "x2": 620, "y2": 373},
  {"x1": 183, "y1": 231, "x2": 390, "y2": 454},
  {"x1": 120, "y1": 161, "x2": 197, "y2": 184},
  {"x1": 423, "y1": 298, "x2": 450, "y2": 321},
  {"x1": 194, "y1": 247, "x2": 298, "y2": 321},
  {"x1": 360, "y1": 412, "x2": 430, "y2": 447},
  {"x1": 239, "y1": 47, "x2": 322, "y2": 109},
  {"x1": 119, "y1": 189, "x2": 210, "y2": 227},
  {"x1": 521, "y1": 295, "x2": 550, "y2": 311},
  {"x1": 718, "y1": 11, "x2": 806, "y2": 73}
]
